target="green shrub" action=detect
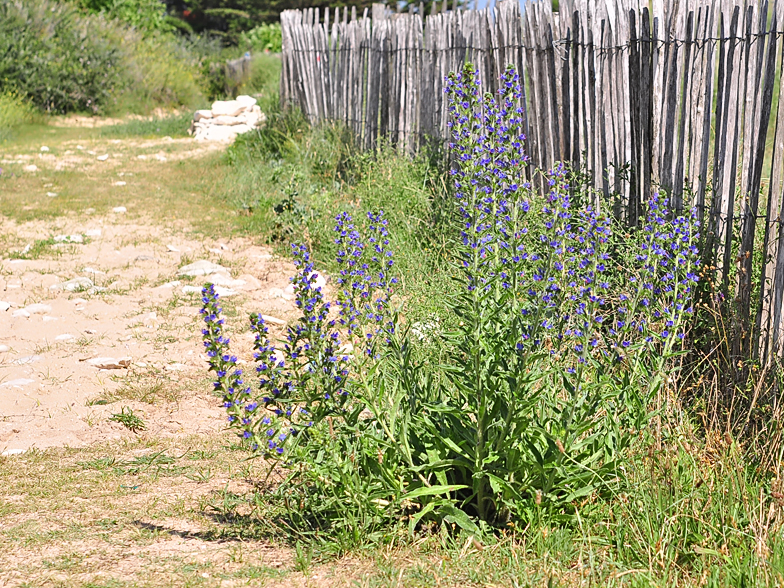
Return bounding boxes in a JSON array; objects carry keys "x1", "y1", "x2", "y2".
[
  {"x1": 112, "y1": 32, "x2": 205, "y2": 113},
  {"x1": 0, "y1": 89, "x2": 34, "y2": 139},
  {"x1": 239, "y1": 22, "x2": 281, "y2": 53},
  {"x1": 0, "y1": 0, "x2": 205, "y2": 115},
  {"x1": 73, "y1": 0, "x2": 173, "y2": 33},
  {"x1": 0, "y1": 0, "x2": 122, "y2": 113},
  {"x1": 201, "y1": 65, "x2": 701, "y2": 540}
]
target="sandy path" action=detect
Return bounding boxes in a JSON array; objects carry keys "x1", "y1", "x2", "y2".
[{"x1": 0, "y1": 213, "x2": 300, "y2": 454}]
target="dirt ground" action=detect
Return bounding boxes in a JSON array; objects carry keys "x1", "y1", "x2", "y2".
[
  {"x1": 0, "y1": 125, "x2": 310, "y2": 455},
  {"x1": 0, "y1": 216, "x2": 301, "y2": 454}
]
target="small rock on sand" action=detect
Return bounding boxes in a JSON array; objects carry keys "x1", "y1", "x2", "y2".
[
  {"x1": 0, "y1": 345, "x2": 10, "y2": 352},
  {"x1": 14, "y1": 355, "x2": 42, "y2": 365},
  {"x1": 204, "y1": 273, "x2": 245, "y2": 288},
  {"x1": 112, "y1": 206, "x2": 127, "y2": 214},
  {"x1": 178, "y1": 260, "x2": 229, "y2": 277},
  {"x1": 213, "y1": 286, "x2": 237, "y2": 297},
  {"x1": 0, "y1": 301, "x2": 9, "y2": 312},
  {"x1": 0, "y1": 379, "x2": 34, "y2": 389},
  {"x1": 97, "y1": 154, "x2": 109, "y2": 161},
  {"x1": 12, "y1": 309, "x2": 30, "y2": 318},
  {"x1": 50, "y1": 277, "x2": 94, "y2": 292},
  {"x1": 23, "y1": 164, "x2": 38, "y2": 172},
  {"x1": 55, "y1": 334, "x2": 74, "y2": 342},
  {"x1": 54, "y1": 234, "x2": 83, "y2": 243},
  {"x1": 24, "y1": 303, "x2": 52, "y2": 315},
  {"x1": 261, "y1": 315, "x2": 286, "y2": 325}
]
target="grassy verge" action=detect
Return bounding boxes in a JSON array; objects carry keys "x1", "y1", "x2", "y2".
[{"x1": 1, "y1": 430, "x2": 781, "y2": 587}]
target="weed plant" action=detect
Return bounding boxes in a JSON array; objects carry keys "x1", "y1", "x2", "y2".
[{"x1": 200, "y1": 63, "x2": 701, "y2": 538}]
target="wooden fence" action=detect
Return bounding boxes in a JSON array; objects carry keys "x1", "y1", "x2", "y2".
[{"x1": 280, "y1": 0, "x2": 784, "y2": 365}]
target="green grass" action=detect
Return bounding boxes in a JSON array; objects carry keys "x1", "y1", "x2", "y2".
[
  {"x1": 100, "y1": 112, "x2": 194, "y2": 139},
  {"x1": 0, "y1": 430, "x2": 781, "y2": 586}
]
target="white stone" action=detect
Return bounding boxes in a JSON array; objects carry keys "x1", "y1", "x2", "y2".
[
  {"x1": 182, "y1": 285, "x2": 201, "y2": 294},
  {"x1": 12, "y1": 309, "x2": 30, "y2": 318},
  {"x1": 193, "y1": 125, "x2": 241, "y2": 143},
  {"x1": 46, "y1": 192, "x2": 58, "y2": 198},
  {"x1": 261, "y1": 314, "x2": 286, "y2": 325},
  {"x1": 55, "y1": 334, "x2": 74, "y2": 342},
  {"x1": 211, "y1": 115, "x2": 244, "y2": 126},
  {"x1": 50, "y1": 277, "x2": 94, "y2": 292},
  {"x1": 84, "y1": 229, "x2": 102, "y2": 237},
  {"x1": 76, "y1": 145, "x2": 84, "y2": 150},
  {"x1": 1, "y1": 449, "x2": 26, "y2": 456},
  {"x1": 112, "y1": 181, "x2": 127, "y2": 187},
  {"x1": 54, "y1": 234, "x2": 83, "y2": 243},
  {"x1": 23, "y1": 164, "x2": 38, "y2": 172},
  {"x1": 0, "y1": 345, "x2": 9, "y2": 352},
  {"x1": 112, "y1": 206, "x2": 127, "y2": 214},
  {"x1": 40, "y1": 146, "x2": 49, "y2": 152},
  {"x1": 213, "y1": 286, "x2": 237, "y2": 297},
  {"x1": 211, "y1": 100, "x2": 246, "y2": 117},
  {"x1": 13, "y1": 355, "x2": 42, "y2": 365},
  {"x1": 194, "y1": 109, "x2": 213, "y2": 121},
  {"x1": 0, "y1": 379, "x2": 33, "y2": 389},
  {"x1": 166, "y1": 245, "x2": 180, "y2": 252},
  {"x1": 204, "y1": 273, "x2": 245, "y2": 288},
  {"x1": 24, "y1": 303, "x2": 52, "y2": 315},
  {"x1": 0, "y1": 301, "x2": 9, "y2": 312},
  {"x1": 266, "y1": 287, "x2": 292, "y2": 301},
  {"x1": 236, "y1": 95, "x2": 257, "y2": 109},
  {"x1": 142, "y1": 312, "x2": 158, "y2": 328},
  {"x1": 42, "y1": 316, "x2": 57, "y2": 322},
  {"x1": 82, "y1": 267, "x2": 105, "y2": 275},
  {"x1": 177, "y1": 260, "x2": 228, "y2": 277},
  {"x1": 158, "y1": 280, "x2": 180, "y2": 289},
  {"x1": 97, "y1": 154, "x2": 109, "y2": 161}
]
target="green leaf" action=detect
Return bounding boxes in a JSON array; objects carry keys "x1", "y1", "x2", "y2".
[
  {"x1": 440, "y1": 504, "x2": 480, "y2": 535},
  {"x1": 408, "y1": 501, "x2": 437, "y2": 535},
  {"x1": 402, "y1": 484, "x2": 469, "y2": 500}
]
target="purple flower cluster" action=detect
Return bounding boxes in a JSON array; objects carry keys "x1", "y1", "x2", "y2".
[
  {"x1": 445, "y1": 65, "x2": 700, "y2": 373},
  {"x1": 334, "y1": 211, "x2": 397, "y2": 356},
  {"x1": 445, "y1": 63, "x2": 530, "y2": 290},
  {"x1": 200, "y1": 284, "x2": 252, "y2": 439},
  {"x1": 199, "y1": 212, "x2": 400, "y2": 458}
]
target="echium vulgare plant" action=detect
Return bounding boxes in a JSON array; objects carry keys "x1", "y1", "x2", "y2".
[
  {"x1": 401, "y1": 62, "x2": 701, "y2": 527},
  {"x1": 200, "y1": 63, "x2": 700, "y2": 536},
  {"x1": 201, "y1": 212, "x2": 400, "y2": 463}
]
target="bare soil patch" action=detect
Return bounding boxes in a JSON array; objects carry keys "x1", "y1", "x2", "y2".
[{"x1": 0, "y1": 214, "x2": 300, "y2": 453}]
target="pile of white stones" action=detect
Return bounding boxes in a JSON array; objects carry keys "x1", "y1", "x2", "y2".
[{"x1": 189, "y1": 95, "x2": 266, "y2": 142}]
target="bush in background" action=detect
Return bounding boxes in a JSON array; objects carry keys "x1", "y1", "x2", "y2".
[
  {"x1": 0, "y1": 89, "x2": 35, "y2": 140},
  {"x1": 239, "y1": 22, "x2": 281, "y2": 52},
  {"x1": 0, "y1": 0, "x2": 206, "y2": 115},
  {"x1": 0, "y1": 0, "x2": 122, "y2": 113},
  {"x1": 73, "y1": 0, "x2": 175, "y2": 33}
]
